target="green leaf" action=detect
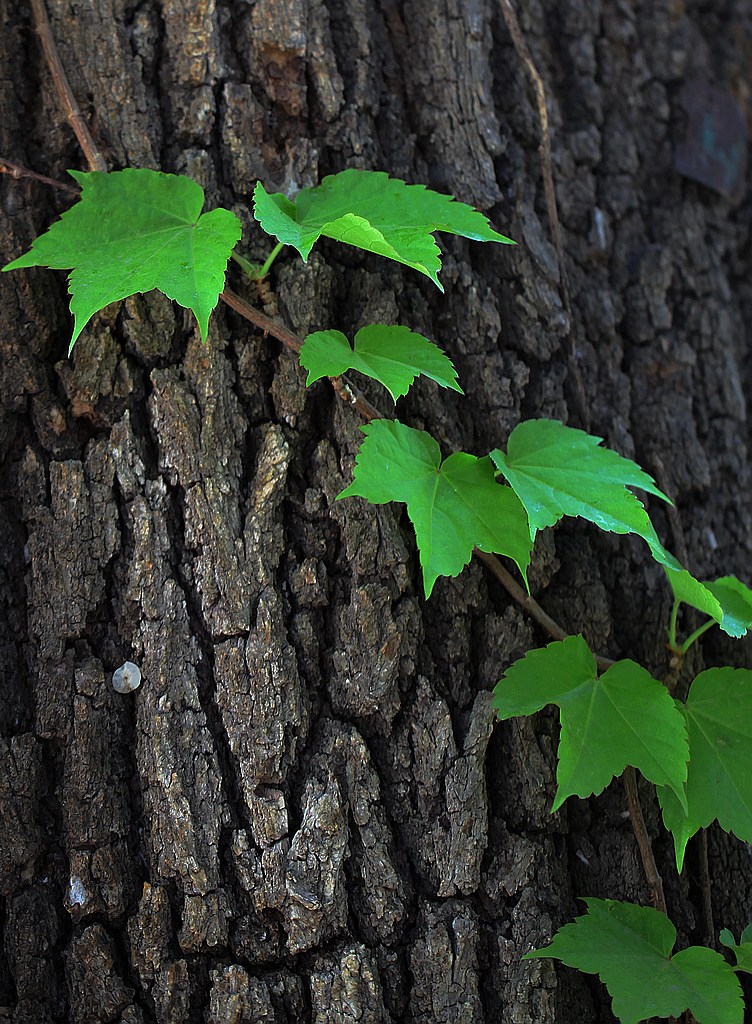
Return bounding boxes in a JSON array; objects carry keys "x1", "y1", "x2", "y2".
[
  {"x1": 253, "y1": 169, "x2": 513, "y2": 290},
  {"x1": 490, "y1": 420, "x2": 672, "y2": 566},
  {"x1": 529, "y1": 899, "x2": 743, "y2": 1024},
  {"x1": 720, "y1": 927, "x2": 752, "y2": 974},
  {"x1": 666, "y1": 570, "x2": 752, "y2": 639},
  {"x1": 338, "y1": 418, "x2": 532, "y2": 598},
  {"x1": 658, "y1": 667, "x2": 752, "y2": 870},
  {"x1": 704, "y1": 576, "x2": 752, "y2": 638},
  {"x1": 3, "y1": 168, "x2": 241, "y2": 349},
  {"x1": 299, "y1": 324, "x2": 462, "y2": 402},
  {"x1": 667, "y1": 567, "x2": 724, "y2": 626},
  {"x1": 492, "y1": 636, "x2": 688, "y2": 812}
]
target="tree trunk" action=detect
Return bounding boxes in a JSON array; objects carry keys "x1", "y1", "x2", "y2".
[{"x1": 1, "y1": 0, "x2": 751, "y2": 1021}]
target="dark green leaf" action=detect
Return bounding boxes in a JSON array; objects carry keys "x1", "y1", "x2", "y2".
[
  {"x1": 530, "y1": 899, "x2": 743, "y2": 1024},
  {"x1": 492, "y1": 636, "x2": 688, "y2": 811},
  {"x1": 720, "y1": 927, "x2": 752, "y2": 974},
  {"x1": 658, "y1": 668, "x2": 752, "y2": 870}
]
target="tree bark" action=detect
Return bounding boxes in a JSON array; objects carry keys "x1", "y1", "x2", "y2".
[{"x1": 1, "y1": 0, "x2": 751, "y2": 1021}]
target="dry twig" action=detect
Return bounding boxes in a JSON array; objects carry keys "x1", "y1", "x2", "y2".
[
  {"x1": 497, "y1": 0, "x2": 590, "y2": 430},
  {"x1": 0, "y1": 158, "x2": 80, "y2": 193},
  {"x1": 29, "y1": 0, "x2": 107, "y2": 172}
]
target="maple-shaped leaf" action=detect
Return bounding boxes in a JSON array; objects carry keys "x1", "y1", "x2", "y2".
[
  {"x1": 490, "y1": 420, "x2": 673, "y2": 566},
  {"x1": 338, "y1": 418, "x2": 532, "y2": 598},
  {"x1": 658, "y1": 667, "x2": 752, "y2": 871},
  {"x1": 299, "y1": 324, "x2": 462, "y2": 401},
  {"x1": 529, "y1": 899, "x2": 743, "y2": 1024},
  {"x1": 252, "y1": 169, "x2": 513, "y2": 290},
  {"x1": 720, "y1": 926, "x2": 752, "y2": 974},
  {"x1": 492, "y1": 636, "x2": 688, "y2": 811},
  {"x1": 3, "y1": 168, "x2": 241, "y2": 350}
]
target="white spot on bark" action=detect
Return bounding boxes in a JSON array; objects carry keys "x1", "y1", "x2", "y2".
[{"x1": 112, "y1": 661, "x2": 142, "y2": 693}]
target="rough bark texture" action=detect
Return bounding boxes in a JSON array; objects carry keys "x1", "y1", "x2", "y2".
[{"x1": 1, "y1": 1, "x2": 752, "y2": 1021}]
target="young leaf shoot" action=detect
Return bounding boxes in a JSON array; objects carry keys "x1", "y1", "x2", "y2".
[
  {"x1": 300, "y1": 324, "x2": 462, "y2": 401},
  {"x1": 253, "y1": 168, "x2": 514, "y2": 289}
]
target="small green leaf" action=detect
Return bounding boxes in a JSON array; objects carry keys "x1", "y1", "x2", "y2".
[
  {"x1": 492, "y1": 636, "x2": 688, "y2": 812},
  {"x1": 720, "y1": 927, "x2": 752, "y2": 974},
  {"x1": 666, "y1": 567, "x2": 724, "y2": 626},
  {"x1": 490, "y1": 419, "x2": 673, "y2": 566},
  {"x1": 253, "y1": 169, "x2": 513, "y2": 290},
  {"x1": 665, "y1": 569, "x2": 752, "y2": 639},
  {"x1": 705, "y1": 576, "x2": 752, "y2": 638},
  {"x1": 658, "y1": 667, "x2": 752, "y2": 870},
  {"x1": 338, "y1": 418, "x2": 532, "y2": 598},
  {"x1": 3, "y1": 168, "x2": 241, "y2": 349},
  {"x1": 300, "y1": 324, "x2": 462, "y2": 401},
  {"x1": 529, "y1": 899, "x2": 743, "y2": 1024}
]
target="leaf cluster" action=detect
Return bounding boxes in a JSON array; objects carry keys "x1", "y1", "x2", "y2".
[{"x1": 7, "y1": 163, "x2": 752, "y2": 1024}]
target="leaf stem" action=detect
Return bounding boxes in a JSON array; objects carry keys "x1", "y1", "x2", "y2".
[
  {"x1": 668, "y1": 599, "x2": 680, "y2": 650},
  {"x1": 680, "y1": 618, "x2": 716, "y2": 655},
  {"x1": 256, "y1": 241, "x2": 285, "y2": 277},
  {"x1": 232, "y1": 241, "x2": 284, "y2": 280},
  {"x1": 230, "y1": 250, "x2": 260, "y2": 276}
]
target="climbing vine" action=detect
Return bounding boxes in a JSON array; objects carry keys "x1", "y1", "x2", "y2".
[{"x1": 5, "y1": 160, "x2": 752, "y2": 1024}]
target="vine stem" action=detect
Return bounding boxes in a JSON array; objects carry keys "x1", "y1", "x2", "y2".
[
  {"x1": 231, "y1": 241, "x2": 285, "y2": 280},
  {"x1": 220, "y1": 288, "x2": 382, "y2": 423},
  {"x1": 217, "y1": 295, "x2": 597, "y2": 669},
  {"x1": 699, "y1": 829, "x2": 715, "y2": 945},
  {"x1": 0, "y1": 152, "x2": 615, "y2": 653},
  {"x1": 230, "y1": 251, "x2": 259, "y2": 276},
  {"x1": 623, "y1": 766, "x2": 667, "y2": 914},
  {"x1": 0, "y1": 158, "x2": 80, "y2": 194},
  {"x1": 254, "y1": 241, "x2": 285, "y2": 279},
  {"x1": 29, "y1": 0, "x2": 106, "y2": 172},
  {"x1": 19, "y1": 8, "x2": 615, "y2": 686},
  {"x1": 473, "y1": 549, "x2": 614, "y2": 672},
  {"x1": 668, "y1": 598, "x2": 680, "y2": 650}
]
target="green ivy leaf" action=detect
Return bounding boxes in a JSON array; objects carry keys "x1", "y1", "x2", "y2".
[
  {"x1": 658, "y1": 668, "x2": 752, "y2": 871},
  {"x1": 490, "y1": 420, "x2": 672, "y2": 567},
  {"x1": 492, "y1": 636, "x2": 688, "y2": 812},
  {"x1": 704, "y1": 576, "x2": 752, "y2": 638},
  {"x1": 529, "y1": 899, "x2": 743, "y2": 1024},
  {"x1": 253, "y1": 169, "x2": 513, "y2": 290},
  {"x1": 338, "y1": 418, "x2": 531, "y2": 598},
  {"x1": 3, "y1": 168, "x2": 241, "y2": 350},
  {"x1": 666, "y1": 570, "x2": 752, "y2": 639},
  {"x1": 720, "y1": 926, "x2": 752, "y2": 974},
  {"x1": 299, "y1": 324, "x2": 462, "y2": 401},
  {"x1": 666, "y1": 567, "x2": 724, "y2": 626}
]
